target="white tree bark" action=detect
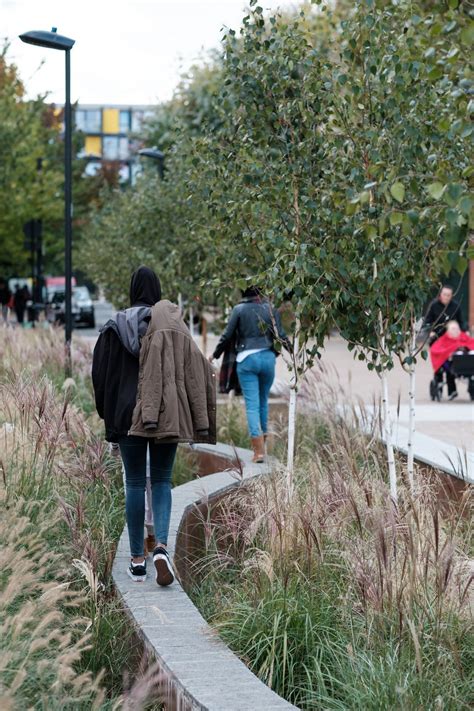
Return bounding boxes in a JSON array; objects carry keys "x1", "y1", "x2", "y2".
[
  {"x1": 286, "y1": 327, "x2": 300, "y2": 495},
  {"x1": 378, "y1": 311, "x2": 397, "y2": 503},
  {"x1": 407, "y1": 320, "x2": 417, "y2": 492},
  {"x1": 381, "y1": 369, "x2": 397, "y2": 503}
]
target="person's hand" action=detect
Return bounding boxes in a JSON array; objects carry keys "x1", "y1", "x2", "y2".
[{"x1": 429, "y1": 331, "x2": 436, "y2": 339}]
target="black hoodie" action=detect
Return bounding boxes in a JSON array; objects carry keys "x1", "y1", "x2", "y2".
[{"x1": 92, "y1": 266, "x2": 162, "y2": 442}]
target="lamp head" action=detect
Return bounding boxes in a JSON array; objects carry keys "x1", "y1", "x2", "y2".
[
  {"x1": 138, "y1": 147, "x2": 165, "y2": 161},
  {"x1": 19, "y1": 30, "x2": 75, "y2": 51}
]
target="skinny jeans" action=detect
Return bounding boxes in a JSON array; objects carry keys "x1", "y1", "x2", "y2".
[
  {"x1": 236, "y1": 350, "x2": 276, "y2": 437},
  {"x1": 118, "y1": 436, "x2": 177, "y2": 557}
]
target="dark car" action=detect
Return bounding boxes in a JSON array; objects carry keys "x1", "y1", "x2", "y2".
[{"x1": 48, "y1": 286, "x2": 95, "y2": 328}]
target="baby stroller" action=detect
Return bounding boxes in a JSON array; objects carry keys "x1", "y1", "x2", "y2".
[{"x1": 430, "y1": 350, "x2": 474, "y2": 401}]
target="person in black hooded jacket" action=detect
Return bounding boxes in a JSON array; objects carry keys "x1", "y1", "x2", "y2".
[
  {"x1": 92, "y1": 265, "x2": 177, "y2": 587},
  {"x1": 92, "y1": 266, "x2": 160, "y2": 439}
]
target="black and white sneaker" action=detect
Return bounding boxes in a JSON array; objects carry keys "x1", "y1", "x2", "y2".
[
  {"x1": 448, "y1": 391, "x2": 458, "y2": 401},
  {"x1": 127, "y1": 559, "x2": 147, "y2": 582},
  {"x1": 153, "y1": 546, "x2": 175, "y2": 587}
]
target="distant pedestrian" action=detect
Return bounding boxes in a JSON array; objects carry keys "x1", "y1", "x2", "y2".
[
  {"x1": 210, "y1": 286, "x2": 289, "y2": 463},
  {"x1": 92, "y1": 266, "x2": 216, "y2": 586},
  {"x1": 423, "y1": 285, "x2": 465, "y2": 342},
  {"x1": 13, "y1": 285, "x2": 29, "y2": 325},
  {"x1": 0, "y1": 279, "x2": 11, "y2": 324}
]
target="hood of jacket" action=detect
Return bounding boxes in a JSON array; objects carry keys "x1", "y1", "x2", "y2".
[
  {"x1": 101, "y1": 305, "x2": 151, "y2": 357},
  {"x1": 98, "y1": 266, "x2": 161, "y2": 357},
  {"x1": 129, "y1": 265, "x2": 161, "y2": 307},
  {"x1": 147, "y1": 299, "x2": 187, "y2": 335}
]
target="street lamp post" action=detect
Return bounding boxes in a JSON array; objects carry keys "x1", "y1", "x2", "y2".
[
  {"x1": 19, "y1": 28, "x2": 75, "y2": 375},
  {"x1": 138, "y1": 147, "x2": 165, "y2": 180}
]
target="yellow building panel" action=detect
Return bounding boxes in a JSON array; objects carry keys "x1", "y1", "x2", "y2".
[
  {"x1": 102, "y1": 108, "x2": 119, "y2": 134},
  {"x1": 85, "y1": 135, "x2": 102, "y2": 157}
]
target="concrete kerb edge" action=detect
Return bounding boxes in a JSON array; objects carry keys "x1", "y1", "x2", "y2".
[{"x1": 112, "y1": 441, "x2": 298, "y2": 711}]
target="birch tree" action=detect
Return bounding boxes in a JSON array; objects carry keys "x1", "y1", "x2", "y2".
[{"x1": 319, "y1": 0, "x2": 472, "y2": 499}]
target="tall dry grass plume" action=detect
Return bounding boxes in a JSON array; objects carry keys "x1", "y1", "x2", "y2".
[
  {"x1": 0, "y1": 327, "x2": 168, "y2": 708},
  {"x1": 192, "y1": 370, "x2": 473, "y2": 709}
]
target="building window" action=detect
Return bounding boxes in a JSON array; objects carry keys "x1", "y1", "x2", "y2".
[
  {"x1": 75, "y1": 109, "x2": 101, "y2": 132},
  {"x1": 119, "y1": 110, "x2": 130, "y2": 133},
  {"x1": 103, "y1": 136, "x2": 129, "y2": 160},
  {"x1": 84, "y1": 135, "x2": 102, "y2": 157},
  {"x1": 118, "y1": 137, "x2": 129, "y2": 159},
  {"x1": 102, "y1": 108, "x2": 119, "y2": 134},
  {"x1": 131, "y1": 111, "x2": 144, "y2": 133}
]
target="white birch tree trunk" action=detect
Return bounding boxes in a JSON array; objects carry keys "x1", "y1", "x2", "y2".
[
  {"x1": 286, "y1": 327, "x2": 300, "y2": 495},
  {"x1": 378, "y1": 311, "x2": 397, "y2": 503},
  {"x1": 381, "y1": 369, "x2": 397, "y2": 503},
  {"x1": 407, "y1": 320, "x2": 417, "y2": 492}
]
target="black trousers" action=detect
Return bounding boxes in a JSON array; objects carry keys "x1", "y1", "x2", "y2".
[
  {"x1": 436, "y1": 367, "x2": 474, "y2": 397},
  {"x1": 15, "y1": 306, "x2": 25, "y2": 324}
]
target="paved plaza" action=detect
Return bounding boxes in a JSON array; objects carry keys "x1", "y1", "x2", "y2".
[{"x1": 205, "y1": 332, "x2": 473, "y2": 456}]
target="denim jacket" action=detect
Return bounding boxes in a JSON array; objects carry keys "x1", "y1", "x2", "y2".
[{"x1": 213, "y1": 298, "x2": 289, "y2": 359}]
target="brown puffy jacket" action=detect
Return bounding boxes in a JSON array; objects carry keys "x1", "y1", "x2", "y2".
[{"x1": 129, "y1": 300, "x2": 216, "y2": 444}]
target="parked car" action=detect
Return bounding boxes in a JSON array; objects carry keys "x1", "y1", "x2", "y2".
[
  {"x1": 45, "y1": 276, "x2": 77, "y2": 304},
  {"x1": 47, "y1": 286, "x2": 95, "y2": 328}
]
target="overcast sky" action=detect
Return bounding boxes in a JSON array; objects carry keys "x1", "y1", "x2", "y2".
[{"x1": 2, "y1": 0, "x2": 296, "y2": 106}]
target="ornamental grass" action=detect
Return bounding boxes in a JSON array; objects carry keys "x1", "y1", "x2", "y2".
[
  {"x1": 0, "y1": 328, "x2": 168, "y2": 709},
  {"x1": 191, "y1": 373, "x2": 473, "y2": 709}
]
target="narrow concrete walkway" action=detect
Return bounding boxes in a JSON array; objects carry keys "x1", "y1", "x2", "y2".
[
  {"x1": 113, "y1": 443, "x2": 297, "y2": 711},
  {"x1": 357, "y1": 405, "x2": 474, "y2": 484}
]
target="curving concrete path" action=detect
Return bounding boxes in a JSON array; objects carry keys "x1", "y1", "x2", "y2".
[{"x1": 112, "y1": 442, "x2": 297, "y2": 711}]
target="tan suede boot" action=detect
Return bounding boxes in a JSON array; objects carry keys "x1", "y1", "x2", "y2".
[
  {"x1": 251, "y1": 436, "x2": 265, "y2": 463},
  {"x1": 145, "y1": 533, "x2": 156, "y2": 555}
]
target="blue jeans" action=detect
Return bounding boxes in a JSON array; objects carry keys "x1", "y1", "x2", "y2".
[
  {"x1": 236, "y1": 350, "x2": 276, "y2": 438},
  {"x1": 119, "y1": 436, "x2": 177, "y2": 557}
]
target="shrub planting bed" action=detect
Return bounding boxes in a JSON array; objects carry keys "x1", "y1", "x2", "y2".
[
  {"x1": 0, "y1": 328, "x2": 193, "y2": 708},
  {"x1": 188, "y1": 403, "x2": 473, "y2": 710}
]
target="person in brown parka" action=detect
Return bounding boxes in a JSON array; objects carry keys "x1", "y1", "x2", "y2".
[{"x1": 93, "y1": 266, "x2": 216, "y2": 587}]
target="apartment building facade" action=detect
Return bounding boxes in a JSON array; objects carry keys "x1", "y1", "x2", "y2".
[{"x1": 74, "y1": 103, "x2": 155, "y2": 183}]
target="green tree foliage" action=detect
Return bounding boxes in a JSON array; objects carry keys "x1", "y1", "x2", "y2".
[
  {"x1": 79, "y1": 59, "x2": 224, "y2": 306},
  {"x1": 317, "y1": 0, "x2": 473, "y2": 369},
  {"x1": 0, "y1": 47, "x2": 63, "y2": 276},
  {"x1": 82, "y1": 0, "x2": 472, "y2": 348},
  {"x1": 190, "y1": 0, "x2": 472, "y2": 368},
  {"x1": 0, "y1": 47, "x2": 118, "y2": 279},
  {"x1": 144, "y1": 57, "x2": 223, "y2": 152}
]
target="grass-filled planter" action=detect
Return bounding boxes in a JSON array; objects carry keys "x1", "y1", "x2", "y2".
[
  {"x1": 0, "y1": 328, "x2": 195, "y2": 708},
  {"x1": 187, "y1": 408, "x2": 473, "y2": 710}
]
